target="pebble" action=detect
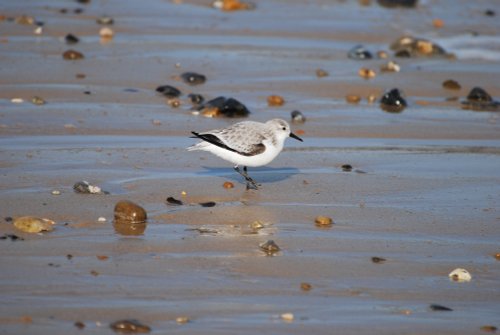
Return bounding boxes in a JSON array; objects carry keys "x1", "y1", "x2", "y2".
[
  {"x1": 280, "y1": 313, "x2": 294, "y2": 322},
  {"x1": 259, "y1": 240, "x2": 280, "y2": 255},
  {"x1": 73, "y1": 181, "x2": 105, "y2": 194},
  {"x1": 300, "y1": 282, "x2": 312, "y2": 291},
  {"x1": 0, "y1": 234, "x2": 24, "y2": 241},
  {"x1": 371, "y1": 256, "x2": 386, "y2": 263},
  {"x1": 484, "y1": 9, "x2": 495, "y2": 16},
  {"x1": 199, "y1": 201, "x2": 216, "y2": 207},
  {"x1": 367, "y1": 94, "x2": 378, "y2": 104},
  {"x1": 176, "y1": 316, "x2": 190, "y2": 324},
  {"x1": 63, "y1": 49, "x2": 84, "y2": 60},
  {"x1": 109, "y1": 319, "x2": 151, "y2": 333},
  {"x1": 99, "y1": 27, "x2": 114, "y2": 38},
  {"x1": 65, "y1": 33, "x2": 79, "y2": 44},
  {"x1": 74, "y1": 321, "x2": 85, "y2": 329},
  {"x1": 495, "y1": 253, "x2": 500, "y2": 261},
  {"x1": 291, "y1": 110, "x2": 306, "y2": 123},
  {"x1": 267, "y1": 95, "x2": 285, "y2": 107},
  {"x1": 346, "y1": 94, "x2": 361, "y2": 104},
  {"x1": 433, "y1": 18, "x2": 444, "y2": 28},
  {"x1": 377, "y1": 50, "x2": 389, "y2": 59},
  {"x1": 429, "y1": 304, "x2": 453, "y2": 312},
  {"x1": 315, "y1": 68, "x2": 329, "y2": 78},
  {"x1": 390, "y1": 35, "x2": 448, "y2": 58},
  {"x1": 13, "y1": 216, "x2": 55, "y2": 233},
  {"x1": 51, "y1": 190, "x2": 61, "y2": 195},
  {"x1": 250, "y1": 220, "x2": 264, "y2": 231},
  {"x1": 213, "y1": 0, "x2": 255, "y2": 11},
  {"x1": 377, "y1": 0, "x2": 418, "y2": 8},
  {"x1": 380, "y1": 88, "x2": 407, "y2": 113},
  {"x1": 31, "y1": 96, "x2": 46, "y2": 105},
  {"x1": 180, "y1": 72, "x2": 206, "y2": 86},
  {"x1": 167, "y1": 98, "x2": 181, "y2": 108},
  {"x1": 97, "y1": 216, "x2": 106, "y2": 222},
  {"x1": 223, "y1": 181, "x2": 234, "y2": 189},
  {"x1": 442, "y1": 79, "x2": 461, "y2": 90},
  {"x1": 152, "y1": 119, "x2": 162, "y2": 126},
  {"x1": 188, "y1": 93, "x2": 204, "y2": 105},
  {"x1": 11, "y1": 98, "x2": 24, "y2": 104},
  {"x1": 380, "y1": 60, "x2": 400, "y2": 72},
  {"x1": 155, "y1": 85, "x2": 181, "y2": 98},
  {"x1": 461, "y1": 87, "x2": 500, "y2": 111},
  {"x1": 448, "y1": 268, "x2": 472, "y2": 282},
  {"x1": 96, "y1": 16, "x2": 114, "y2": 25},
  {"x1": 480, "y1": 326, "x2": 498, "y2": 333},
  {"x1": 341, "y1": 164, "x2": 352, "y2": 171},
  {"x1": 15, "y1": 15, "x2": 35, "y2": 25},
  {"x1": 358, "y1": 67, "x2": 376, "y2": 79},
  {"x1": 34, "y1": 26, "x2": 43, "y2": 35},
  {"x1": 348, "y1": 45, "x2": 373, "y2": 60},
  {"x1": 197, "y1": 96, "x2": 250, "y2": 117},
  {"x1": 166, "y1": 196, "x2": 183, "y2": 206},
  {"x1": 114, "y1": 200, "x2": 147, "y2": 224},
  {"x1": 314, "y1": 215, "x2": 333, "y2": 227}
]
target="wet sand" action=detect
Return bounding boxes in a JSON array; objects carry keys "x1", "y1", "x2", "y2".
[{"x1": 1, "y1": 0, "x2": 499, "y2": 334}]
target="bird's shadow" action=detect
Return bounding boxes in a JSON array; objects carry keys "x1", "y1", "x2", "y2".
[{"x1": 196, "y1": 166, "x2": 301, "y2": 184}]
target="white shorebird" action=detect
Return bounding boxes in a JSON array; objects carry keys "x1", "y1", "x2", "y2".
[{"x1": 188, "y1": 119, "x2": 303, "y2": 189}]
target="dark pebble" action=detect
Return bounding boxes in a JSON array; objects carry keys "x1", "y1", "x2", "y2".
[
  {"x1": 291, "y1": 110, "x2": 306, "y2": 123},
  {"x1": 77, "y1": 0, "x2": 91, "y2": 3},
  {"x1": 259, "y1": 240, "x2": 281, "y2": 255},
  {"x1": 74, "y1": 321, "x2": 85, "y2": 329},
  {"x1": 166, "y1": 196, "x2": 183, "y2": 206},
  {"x1": 110, "y1": 319, "x2": 151, "y2": 334},
  {"x1": 198, "y1": 96, "x2": 250, "y2": 118},
  {"x1": 155, "y1": 85, "x2": 181, "y2": 98},
  {"x1": 199, "y1": 201, "x2": 216, "y2": 207},
  {"x1": 96, "y1": 16, "x2": 114, "y2": 25},
  {"x1": 66, "y1": 254, "x2": 73, "y2": 260},
  {"x1": 65, "y1": 33, "x2": 79, "y2": 44},
  {"x1": 74, "y1": 8, "x2": 84, "y2": 14},
  {"x1": 347, "y1": 45, "x2": 373, "y2": 60},
  {"x1": 5, "y1": 216, "x2": 13, "y2": 223},
  {"x1": 484, "y1": 9, "x2": 495, "y2": 16},
  {"x1": 429, "y1": 304, "x2": 453, "y2": 311},
  {"x1": 377, "y1": 0, "x2": 418, "y2": 8},
  {"x1": 380, "y1": 88, "x2": 407, "y2": 113},
  {"x1": 371, "y1": 256, "x2": 386, "y2": 263},
  {"x1": 341, "y1": 164, "x2": 352, "y2": 172},
  {"x1": 442, "y1": 79, "x2": 461, "y2": 90},
  {"x1": 181, "y1": 72, "x2": 206, "y2": 86},
  {"x1": 188, "y1": 93, "x2": 204, "y2": 105},
  {"x1": 63, "y1": 49, "x2": 84, "y2": 60},
  {"x1": 462, "y1": 87, "x2": 500, "y2": 111}
]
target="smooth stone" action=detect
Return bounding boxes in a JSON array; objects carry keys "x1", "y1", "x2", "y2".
[
  {"x1": 114, "y1": 200, "x2": 147, "y2": 224},
  {"x1": 180, "y1": 72, "x2": 206, "y2": 86},
  {"x1": 155, "y1": 85, "x2": 181, "y2": 98},
  {"x1": 110, "y1": 319, "x2": 151, "y2": 333},
  {"x1": 380, "y1": 88, "x2": 407, "y2": 113},
  {"x1": 13, "y1": 216, "x2": 55, "y2": 233},
  {"x1": 348, "y1": 45, "x2": 373, "y2": 60}
]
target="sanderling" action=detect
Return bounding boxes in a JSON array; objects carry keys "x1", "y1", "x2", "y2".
[{"x1": 188, "y1": 119, "x2": 303, "y2": 190}]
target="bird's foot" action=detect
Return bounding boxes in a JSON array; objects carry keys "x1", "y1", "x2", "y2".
[{"x1": 245, "y1": 179, "x2": 260, "y2": 190}]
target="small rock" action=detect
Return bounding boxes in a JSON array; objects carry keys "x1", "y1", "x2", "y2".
[
  {"x1": 484, "y1": 9, "x2": 495, "y2": 17},
  {"x1": 180, "y1": 72, "x2": 206, "y2": 86},
  {"x1": 13, "y1": 216, "x2": 55, "y2": 233},
  {"x1": 315, "y1": 68, "x2": 329, "y2": 77},
  {"x1": 380, "y1": 60, "x2": 400, "y2": 72},
  {"x1": 114, "y1": 200, "x2": 147, "y2": 224},
  {"x1": 0, "y1": 234, "x2": 24, "y2": 241},
  {"x1": 166, "y1": 196, "x2": 183, "y2": 206},
  {"x1": 197, "y1": 96, "x2": 250, "y2": 117},
  {"x1": 73, "y1": 181, "x2": 105, "y2": 194},
  {"x1": 348, "y1": 45, "x2": 373, "y2": 60},
  {"x1": 390, "y1": 35, "x2": 448, "y2": 58},
  {"x1": 300, "y1": 282, "x2": 312, "y2": 291},
  {"x1": 110, "y1": 319, "x2": 151, "y2": 333},
  {"x1": 34, "y1": 26, "x2": 43, "y2": 35},
  {"x1": 495, "y1": 253, "x2": 500, "y2": 261},
  {"x1": 74, "y1": 321, "x2": 85, "y2": 329},
  {"x1": 377, "y1": 0, "x2": 418, "y2": 8},
  {"x1": 480, "y1": 325, "x2": 498, "y2": 333},
  {"x1": 63, "y1": 49, "x2": 84, "y2": 60},
  {"x1": 188, "y1": 93, "x2": 204, "y2": 105},
  {"x1": 280, "y1": 313, "x2": 294, "y2": 322},
  {"x1": 371, "y1": 256, "x2": 386, "y2": 263},
  {"x1": 442, "y1": 79, "x2": 461, "y2": 90},
  {"x1": 96, "y1": 16, "x2": 114, "y2": 25},
  {"x1": 155, "y1": 85, "x2": 181, "y2": 98},
  {"x1": 377, "y1": 50, "x2": 389, "y2": 59},
  {"x1": 429, "y1": 304, "x2": 453, "y2": 312},
  {"x1": 51, "y1": 190, "x2": 61, "y2": 195},
  {"x1": 250, "y1": 220, "x2": 265, "y2": 231},
  {"x1": 341, "y1": 164, "x2": 353, "y2": 172},
  {"x1": 433, "y1": 18, "x2": 444, "y2": 28},
  {"x1": 461, "y1": 87, "x2": 500, "y2": 112},
  {"x1": 97, "y1": 216, "x2": 106, "y2": 222},
  {"x1": 176, "y1": 316, "x2": 190, "y2": 324},
  {"x1": 314, "y1": 215, "x2": 333, "y2": 227},
  {"x1": 167, "y1": 98, "x2": 181, "y2": 108},
  {"x1": 152, "y1": 119, "x2": 162, "y2": 126},
  {"x1": 213, "y1": 0, "x2": 255, "y2": 11},
  {"x1": 11, "y1": 98, "x2": 24, "y2": 104},
  {"x1": 380, "y1": 88, "x2": 407, "y2": 113},
  {"x1": 65, "y1": 33, "x2": 79, "y2": 44},
  {"x1": 223, "y1": 181, "x2": 234, "y2": 189},
  {"x1": 31, "y1": 96, "x2": 45, "y2": 105},
  {"x1": 259, "y1": 240, "x2": 280, "y2": 255},
  {"x1": 448, "y1": 268, "x2": 472, "y2": 282},
  {"x1": 97, "y1": 255, "x2": 109, "y2": 261},
  {"x1": 358, "y1": 67, "x2": 376, "y2": 79},
  {"x1": 15, "y1": 15, "x2": 35, "y2": 25},
  {"x1": 76, "y1": 73, "x2": 86, "y2": 79},
  {"x1": 346, "y1": 94, "x2": 361, "y2": 104},
  {"x1": 291, "y1": 110, "x2": 306, "y2": 123},
  {"x1": 367, "y1": 94, "x2": 378, "y2": 104},
  {"x1": 267, "y1": 95, "x2": 285, "y2": 107},
  {"x1": 199, "y1": 201, "x2": 216, "y2": 207},
  {"x1": 99, "y1": 27, "x2": 114, "y2": 38}
]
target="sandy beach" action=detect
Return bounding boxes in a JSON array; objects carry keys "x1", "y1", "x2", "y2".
[{"x1": 1, "y1": 0, "x2": 499, "y2": 334}]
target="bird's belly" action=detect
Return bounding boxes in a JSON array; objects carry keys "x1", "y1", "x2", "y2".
[{"x1": 204, "y1": 144, "x2": 281, "y2": 167}]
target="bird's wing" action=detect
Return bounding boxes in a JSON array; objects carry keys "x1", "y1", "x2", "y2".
[{"x1": 192, "y1": 122, "x2": 266, "y2": 156}]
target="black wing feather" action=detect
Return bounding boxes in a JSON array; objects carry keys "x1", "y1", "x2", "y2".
[{"x1": 191, "y1": 131, "x2": 240, "y2": 154}]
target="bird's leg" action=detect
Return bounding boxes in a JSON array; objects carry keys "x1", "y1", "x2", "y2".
[{"x1": 234, "y1": 166, "x2": 259, "y2": 190}]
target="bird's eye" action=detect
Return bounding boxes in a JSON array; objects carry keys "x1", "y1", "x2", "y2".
[{"x1": 282, "y1": 127, "x2": 286, "y2": 130}]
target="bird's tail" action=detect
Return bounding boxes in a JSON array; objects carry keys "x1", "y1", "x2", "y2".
[{"x1": 187, "y1": 141, "x2": 209, "y2": 151}]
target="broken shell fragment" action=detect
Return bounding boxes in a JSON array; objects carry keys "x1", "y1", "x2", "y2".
[
  {"x1": 14, "y1": 216, "x2": 55, "y2": 233},
  {"x1": 314, "y1": 216, "x2": 333, "y2": 227},
  {"x1": 380, "y1": 60, "x2": 400, "y2": 72},
  {"x1": 259, "y1": 240, "x2": 280, "y2": 255},
  {"x1": 31, "y1": 96, "x2": 46, "y2": 105},
  {"x1": 109, "y1": 319, "x2": 151, "y2": 333},
  {"x1": 291, "y1": 110, "x2": 306, "y2": 123},
  {"x1": 280, "y1": 313, "x2": 294, "y2": 322},
  {"x1": 176, "y1": 316, "x2": 190, "y2": 324},
  {"x1": 448, "y1": 268, "x2": 472, "y2": 282},
  {"x1": 73, "y1": 180, "x2": 105, "y2": 194}
]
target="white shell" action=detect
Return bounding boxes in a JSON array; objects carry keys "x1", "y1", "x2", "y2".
[
  {"x1": 280, "y1": 313, "x2": 294, "y2": 322},
  {"x1": 448, "y1": 268, "x2": 472, "y2": 282}
]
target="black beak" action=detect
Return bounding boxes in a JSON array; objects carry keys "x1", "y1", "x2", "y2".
[{"x1": 289, "y1": 132, "x2": 303, "y2": 142}]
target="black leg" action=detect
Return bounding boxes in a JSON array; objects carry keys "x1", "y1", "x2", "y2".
[{"x1": 234, "y1": 166, "x2": 259, "y2": 190}]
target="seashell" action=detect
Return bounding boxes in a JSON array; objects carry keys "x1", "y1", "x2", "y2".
[
  {"x1": 314, "y1": 215, "x2": 333, "y2": 227},
  {"x1": 380, "y1": 60, "x2": 400, "y2": 72},
  {"x1": 31, "y1": 96, "x2": 45, "y2": 105},
  {"x1": 176, "y1": 316, "x2": 190, "y2": 324},
  {"x1": 348, "y1": 45, "x2": 373, "y2": 60},
  {"x1": 99, "y1": 27, "x2": 114, "y2": 38},
  {"x1": 14, "y1": 216, "x2": 55, "y2": 233},
  {"x1": 448, "y1": 268, "x2": 472, "y2": 282},
  {"x1": 73, "y1": 180, "x2": 104, "y2": 194},
  {"x1": 281, "y1": 313, "x2": 294, "y2": 322},
  {"x1": 259, "y1": 240, "x2": 280, "y2": 255}
]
